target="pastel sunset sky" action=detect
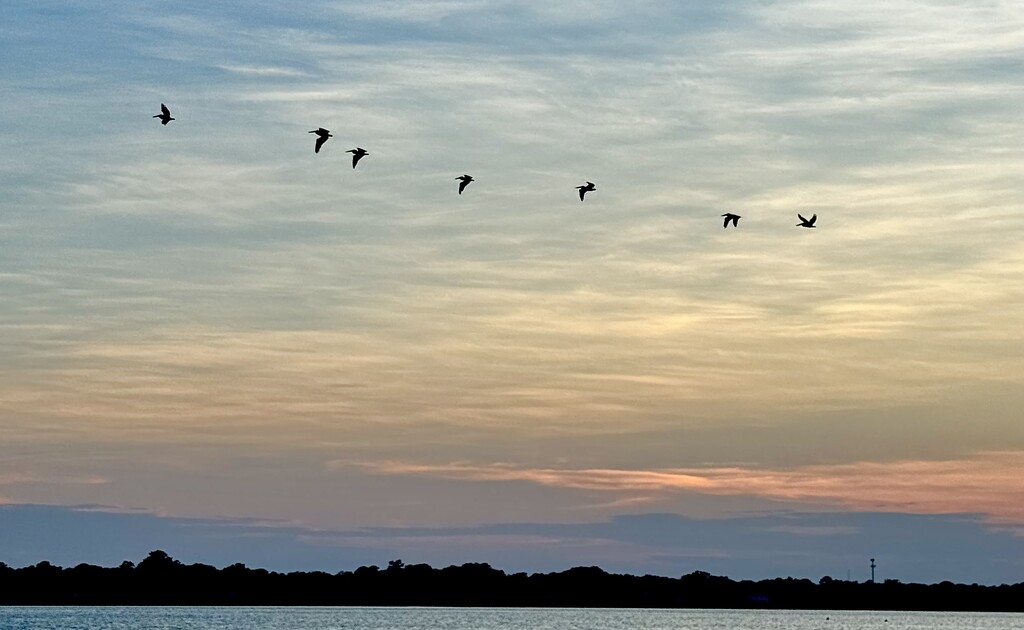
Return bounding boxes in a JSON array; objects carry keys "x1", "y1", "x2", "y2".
[{"x1": 2, "y1": 0, "x2": 1024, "y2": 584}]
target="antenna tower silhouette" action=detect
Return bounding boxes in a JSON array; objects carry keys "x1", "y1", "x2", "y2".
[{"x1": 870, "y1": 558, "x2": 876, "y2": 583}]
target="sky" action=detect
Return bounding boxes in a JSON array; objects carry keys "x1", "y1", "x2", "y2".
[{"x1": 1, "y1": 0, "x2": 1024, "y2": 584}]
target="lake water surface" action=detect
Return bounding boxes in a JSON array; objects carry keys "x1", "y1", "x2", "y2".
[{"x1": 2, "y1": 607, "x2": 1021, "y2": 629}]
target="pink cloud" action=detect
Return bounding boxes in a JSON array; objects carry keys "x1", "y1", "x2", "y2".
[{"x1": 353, "y1": 451, "x2": 1024, "y2": 523}]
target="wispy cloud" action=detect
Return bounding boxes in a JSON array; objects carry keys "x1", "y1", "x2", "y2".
[
  {"x1": 216, "y1": 64, "x2": 310, "y2": 78},
  {"x1": 2, "y1": 0, "x2": 1024, "y2": 576},
  {"x1": 0, "y1": 473, "x2": 110, "y2": 487},
  {"x1": 357, "y1": 451, "x2": 1024, "y2": 523}
]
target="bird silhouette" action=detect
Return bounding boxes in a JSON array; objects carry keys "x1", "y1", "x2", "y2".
[
  {"x1": 309, "y1": 128, "x2": 332, "y2": 154},
  {"x1": 153, "y1": 104, "x2": 174, "y2": 125},
  {"x1": 797, "y1": 213, "x2": 817, "y2": 228},
  {"x1": 721, "y1": 213, "x2": 741, "y2": 228},
  {"x1": 456, "y1": 174, "x2": 474, "y2": 195},
  {"x1": 347, "y1": 147, "x2": 368, "y2": 168},
  {"x1": 576, "y1": 181, "x2": 596, "y2": 201}
]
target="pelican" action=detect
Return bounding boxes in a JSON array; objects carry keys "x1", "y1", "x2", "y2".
[
  {"x1": 576, "y1": 181, "x2": 596, "y2": 201},
  {"x1": 347, "y1": 147, "x2": 368, "y2": 169},
  {"x1": 153, "y1": 104, "x2": 174, "y2": 125},
  {"x1": 721, "y1": 213, "x2": 741, "y2": 228},
  {"x1": 309, "y1": 128, "x2": 332, "y2": 154},
  {"x1": 797, "y1": 213, "x2": 817, "y2": 228},
  {"x1": 456, "y1": 174, "x2": 474, "y2": 195}
]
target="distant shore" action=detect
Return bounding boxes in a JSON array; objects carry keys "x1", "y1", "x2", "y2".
[{"x1": 2, "y1": 551, "x2": 1022, "y2": 610}]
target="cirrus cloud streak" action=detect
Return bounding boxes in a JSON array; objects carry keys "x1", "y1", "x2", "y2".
[{"x1": 357, "y1": 450, "x2": 1024, "y2": 524}]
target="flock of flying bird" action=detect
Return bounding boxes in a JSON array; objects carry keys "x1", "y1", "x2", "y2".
[{"x1": 155, "y1": 103, "x2": 819, "y2": 228}]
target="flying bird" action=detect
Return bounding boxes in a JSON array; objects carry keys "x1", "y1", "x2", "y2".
[
  {"x1": 153, "y1": 103, "x2": 174, "y2": 125},
  {"x1": 347, "y1": 147, "x2": 368, "y2": 169},
  {"x1": 721, "y1": 213, "x2": 741, "y2": 228},
  {"x1": 576, "y1": 181, "x2": 596, "y2": 201},
  {"x1": 456, "y1": 174, "x2": 474, "y2": 195},
  {"x1": 309, "y1": 128, "x2": 332, "y2": 154},
  {"x1": 797, "y1": 213, "x2": 817, "y2": 228}
]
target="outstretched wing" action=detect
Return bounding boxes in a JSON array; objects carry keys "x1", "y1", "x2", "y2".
[
  {"x1": 808, "y1": 214, "x2": 817, "y2": 226},
  {"x1": 797, "y1": 213, "x2": 808, "y2": 223},
  {"x1": 723, "y1": 215, "x2": 730, "y2": 228},
  {"x1": 161, "y1": 103, "x2": 170, "y2": 117},
  {"x1": 578, "y1": 187, "x2": 586, "y2": 201},
  {"x1": 314, "y1": 135, "x2": 327, "y2": 154},
  {"x1": 458, "y1": 179, "x2": 468, "y2": 194},
  {"x1": 351, "y1": 153, "x2": 363, "y2": 168}
]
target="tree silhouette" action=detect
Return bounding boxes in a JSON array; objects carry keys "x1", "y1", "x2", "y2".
[{"x1": 0, "y1": 551, "x2": 1022, "y2": 609}]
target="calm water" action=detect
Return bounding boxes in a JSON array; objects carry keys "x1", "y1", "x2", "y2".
[{"x1": 1, "y1": 607, "x2": 1021, "y2": 630}]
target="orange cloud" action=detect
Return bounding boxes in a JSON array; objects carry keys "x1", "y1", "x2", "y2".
[{"x1": 354, "y1": 451, "x2": 1024, "y2": 523}]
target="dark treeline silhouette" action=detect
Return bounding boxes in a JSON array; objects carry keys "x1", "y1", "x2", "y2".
[{"x1": 1, "y1": 551, "x2": 1023, "y2": 610}]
